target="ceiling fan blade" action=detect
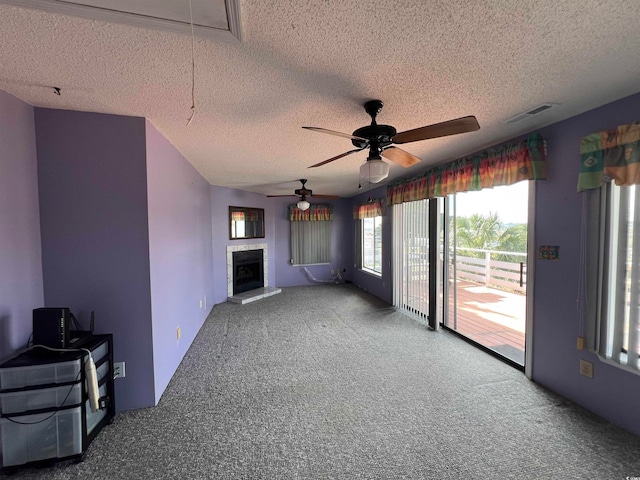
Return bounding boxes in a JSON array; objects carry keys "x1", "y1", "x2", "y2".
[
  {"x1": 308, "y1": 147, "x2": 366, "y2": 168},
  {"x1": 382, "y1": 147, "x2": 421, "y2": 168},
  {"x1": 393, "y1": 116, "x2": 480, "y2": 144},
  {"x1": 312, "y1": 194, "x2": 341, "y2": 199},
  {"x1": 266, "y1": 194, "x2": 296, "y2": 197},
  {"x1": 302, "y1": 126, "x2": 368, "y2": 142}
]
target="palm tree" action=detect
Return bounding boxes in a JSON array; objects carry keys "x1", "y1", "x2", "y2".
[
  {"x1": 453, "y1": 212, "x2": 526, "y2": 261},
  {"x1": 496, "y1": 223, "x2": 527, "y2": 262},
  {"x1": 454, "y1": 211, "x2": 502, "y2": 254}
]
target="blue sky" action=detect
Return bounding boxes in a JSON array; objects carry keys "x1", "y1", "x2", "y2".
[{"x1": 454, "y1": 181, "x2": 529, "y2": 225}]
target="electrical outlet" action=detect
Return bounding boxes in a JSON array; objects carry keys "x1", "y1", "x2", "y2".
[
  {"x1": 331, "y1": 269, "x2": 335, "y2": 274},
  {"x1": 177, "y1": 326, "x2": 181, "y2": 341},
  {"x1": 580, "y1": 359, "x2": 593, "y2": 378},
  {"x1": 113, "y1": 361, "x2": 126, "y2": 379}
]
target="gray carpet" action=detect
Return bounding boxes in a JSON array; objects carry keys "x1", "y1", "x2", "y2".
[{"x1": 7, "y1": 284, "x2": 640, "y2": 479}]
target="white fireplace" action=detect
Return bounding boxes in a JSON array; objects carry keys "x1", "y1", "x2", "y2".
[{"x1": 226, "y1": 243, "x2": 268, "y2": 297}]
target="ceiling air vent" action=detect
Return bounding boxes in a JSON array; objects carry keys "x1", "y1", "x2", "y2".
[{"x1": 503, "y1": 103, "x2": 557, "y2": 125}]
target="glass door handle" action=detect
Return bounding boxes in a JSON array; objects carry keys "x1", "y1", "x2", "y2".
[{"x1": 520, "y1": 262, "x2": 525, "y2": 287}]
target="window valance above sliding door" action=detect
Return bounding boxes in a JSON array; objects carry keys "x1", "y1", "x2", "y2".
[
  {"x1": 387, "y1": 133, "x2": 547, "y2": 205},
  {"x1": 577, "y1": 122, "x2": 640, "y2": 192},
  {"x1": 288, "y1": 204, "x2": 333, "y2": 221}
]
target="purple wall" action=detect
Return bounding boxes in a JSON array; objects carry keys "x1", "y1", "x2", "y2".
[
  {"x1": 145, "y1": 121, "x2": 214, "y2": 403},
  {"x1": 532, "y1": 92, "x2": 640, "y2": 436},
  {"x1": 210, "y1": 186, "x2": 277, "y2": 304},
  {"x1": 0, "y1": 91, "x2": 44, "y2": 362},
  {"x1": 35, "y1": 109, "x2": 155, "y2": 411},
  {"x1": 348, "y1": 186, "x2": 393, "y2": 304},
  {"x1": 271, "y1": 197, "x2": 352, "y2": 287}
]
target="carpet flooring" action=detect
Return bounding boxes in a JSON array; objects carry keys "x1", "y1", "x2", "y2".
[{"x1": 6, "y1": 284, "x2": 640, "y2": 479}]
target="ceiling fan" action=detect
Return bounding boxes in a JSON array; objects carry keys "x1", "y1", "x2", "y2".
[
  {"x1": 303, "y1": 100, "x2": 480, "y2": 183},
  {"x1": 266, "y1": 179, "x2": 339, "y2": 211}
]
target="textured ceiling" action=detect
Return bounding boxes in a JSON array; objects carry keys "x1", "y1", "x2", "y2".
[{"x1": 1, "y1": 1, "x2": 640, "y2": 198}]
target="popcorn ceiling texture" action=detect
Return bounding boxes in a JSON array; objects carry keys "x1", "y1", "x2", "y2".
[{"x1": 0, "y1": 1, "x2": 639, "y2": 197}]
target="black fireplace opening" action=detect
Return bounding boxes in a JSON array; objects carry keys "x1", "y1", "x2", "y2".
[{"x1": 232, "y1": 249, "x2": 264, "y2": 295}]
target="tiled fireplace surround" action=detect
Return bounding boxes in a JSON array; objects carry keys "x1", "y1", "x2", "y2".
[{"x1": 226, "y1": 243, "x2": 281, "y2": 304}]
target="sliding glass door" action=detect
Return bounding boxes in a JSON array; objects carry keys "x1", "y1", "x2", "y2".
[
  {"x1": 392, "y1": 182, "x2": 530, "y2": 367},
  {"x1": 444, "y1": 182, "x2": 529, "y2": 366}
]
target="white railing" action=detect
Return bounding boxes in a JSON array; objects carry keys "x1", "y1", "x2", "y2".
[{"x1": 453, "y1": 247, "x2": 527, "y2": 294}]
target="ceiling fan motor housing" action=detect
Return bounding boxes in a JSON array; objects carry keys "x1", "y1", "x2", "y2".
[
  {"x1": 351, "y1": 124, "x2": 397, "y2": 149},
  {"x1": 352, "y1": 100, "x2": 395, "y2": 154}
]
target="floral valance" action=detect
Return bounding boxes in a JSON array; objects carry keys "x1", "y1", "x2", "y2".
[
  {"x1": 353, "y1": 199, "x2": 385, "y2": 219},
  {"x1": 387, "y1": 133, "x2": 547, "y2": 206},
  {"x1": 288, "y1": 204, "x2": 333, "y2": 221},
  {"x1": 577, "y1": 122, "x2": 640, "y2": 192}
]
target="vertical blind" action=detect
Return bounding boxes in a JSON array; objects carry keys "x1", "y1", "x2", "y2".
[
  {"x1": 290, "y1": 221, "x2": 332, "y2": 265},
  {"x1": 392, "y1": 199, "x2": 430, "y2": 323},
  {"x1": 289, "y1": 204, "x2": 333, "y2": 265}
]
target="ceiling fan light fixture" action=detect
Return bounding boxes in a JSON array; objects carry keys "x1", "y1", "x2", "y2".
[
  {"x1": 360, "y1": 158, "x2": 389, "y2": 183},
  {"x1": 297, "y1": 199, "x2": 310, "y2": 211}
]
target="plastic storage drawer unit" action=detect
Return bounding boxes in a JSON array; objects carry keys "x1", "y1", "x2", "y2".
[
  {"x1": 96, "y1": 360, "x2": 109, "y2": 384},
  {"x1": 1, "y1": 407, "x2": 83, "y2": 467},
  {"x1": 91, "y1": 342, "x2": 109, "y2": 364},
  {"x1": 0, "y1": 360, "x2": 81, "y2": 390},
  {"x1": 85, "y1": 383, "x2": 108, "y2": 434},
  {"x1": 0, "y1": 383, "x2": 82, "y2": 415},
  {"x1": 0, "y1": 334, "x2": 114, "y2": 472}
]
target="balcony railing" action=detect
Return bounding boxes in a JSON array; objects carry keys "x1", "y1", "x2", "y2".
[{"x1": 452, "y1": 247, "x2": 527, "y2": 294}]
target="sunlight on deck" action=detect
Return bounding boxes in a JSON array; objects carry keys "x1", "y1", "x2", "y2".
[
  {"x1": 449, "y1": 281, "x2": 526, "y2": 364},
  {"x1": 459, "y1": 285, "x2": 525, "y2": 333}
]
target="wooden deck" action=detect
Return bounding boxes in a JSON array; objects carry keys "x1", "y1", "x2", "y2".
[{"x1": 447, "y1": 280, "x2": 525, "y2": 363}]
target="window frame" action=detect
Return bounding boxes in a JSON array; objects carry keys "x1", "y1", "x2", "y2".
[
  {"x1": 360, "y1": 215, "x2": 383, "y2": 276},
  {"x1": 586, "y1": 182, "x2": 640, "y2": 374}
]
